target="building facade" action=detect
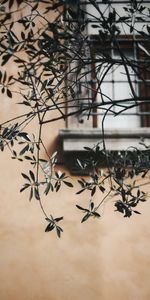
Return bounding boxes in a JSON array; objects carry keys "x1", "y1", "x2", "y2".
[{"x1": 0, "y1": 1, "x2": 150, "y2": 300}]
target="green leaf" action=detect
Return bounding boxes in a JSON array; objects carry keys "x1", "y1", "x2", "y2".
[
  {"x1": 76, "y1": 205, "x2": 89, "y2": 212},
  {"x1": 6, "y1": 88, "x2": 12, "y2": 98},
  {"x1": 56, "y1": 226, "x2": 63, "y2": 238},
  {"x1": 84, "y1": 146, "x2": 92, "y2": 151},
  {"x1": 24, "y1": 155, "x2": 33, "y2": 161},
  {"x1": 18, "y1": 132, "x2": 31, "y2": 141},
  {"x1": 78, "y1": 179, "x2": 85, "y2": 188},
  {"x1": 55, "y1": 181, "x2": 61, "y2": 192},
  {"x1": 29, "y1": 170, "x2": 35, "y2": 182},
  {"x1": 2, "y1": 127, "x2": 8, "y2": 137},
  {"x1": 92, "y1": 211, "x2": 101, "y2": 218},
  {"x1": 91, "y1": 186, "x2": 96, "y2": 197},
  {"x1": 133, "y1": 210, "x2": 141, "y2": 215},
  {"x1": 21, "y1": 31, "x2": 25, "y2": 40},
  {"x1": 20, "y1": 183, "x2": 30, "y2": 193},
  {"x1": 137, "y1": 189, "x2": 140, "y2": 197},
  {"x1": 76, "y1": 189, "x2": 85, "y2": 195},
  {"x1": 21, "y1": 173, "x2": 31, "y2": 182},
  {"x1": 138, "y1": 43, "x2": 150, "y2": 56},
  {"x1": 55, "y1": 216, "x2": 63, "y2": 222},
  {"x1": 21, "y1": 101, "x2": 31, "y2": 107},
  {"x1": 77, "y1": 159, "x2": 84, "y2": 169},
  {"x1": 31, "y1": 2, "x2": 38, "y2": 11},
  {"x1": 9, "y1": 30, "x2": 19, "y2": 43},
  {"x1": 140, "y1": 199, "x2": 146, "y2": 202},
  {"x1": 34, "y1": 187, "x2": 40, "y2": 200},
  {"x1": 92, "y1": 24, "x2": 100, "y2": 28},
  {"x1": 1, "y1": 87, "x2": 5, "y2": 94},
  {"x1": 19, "y1": 144, "x2": 29, "y2": 156},
  {"x1": 0, "y1": 71, "x2": 2, "y2": 82},
  {"x1": 2, "y1": 54, "x2": 11, "y2": 66},
  {"x1": 3, "y1": 71, "x2": 7, "y2": 84},
  {"x1": 12, "y1": 150, "x2": 17, "y2": 156},
  {"x1": 63, "y1": 181, "x2": 73, "y2": 188},
  {"x1": 44, "y1": 182, "x2": 51, "y2": 195},
  {"x1": 147, "y1": 25, "x2": 150, "y2": 34},
  {"x1": 90, "y1": 202, "x2": 94, "y2": 211},
  {"x1": 45, "y1": 223, "x2": 55, "y2": 232},
  {"x1": 81, "y1": 213, "x2": 90, "y2": 223},
  {"x1": 29, "y1": 187, "x2": 33, "y2": 201},
  {"x1": 99, "y1": 185, "x2": 105, "y2": 193},
  {"x1": 8, "y1": 75, "x2": 13, "y2": 83}
]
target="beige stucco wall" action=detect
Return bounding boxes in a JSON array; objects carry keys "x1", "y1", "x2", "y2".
[
  {"x1": 0, "y1": 96, "x2": 150, "y2": 300},
  {"x1": 0, "y1": 4, "x2": 150, "y2": 300}
]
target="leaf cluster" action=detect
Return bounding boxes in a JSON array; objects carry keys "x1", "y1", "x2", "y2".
[
  {"x1": 45, "y1": 215, "x2": 63, "y2": 238},
  {"x1": 115, "y1": 189, "x2": 146, "y2": 218},
  {"x1": 76, "y1": 202, "x2": 101, "y2": 223}
]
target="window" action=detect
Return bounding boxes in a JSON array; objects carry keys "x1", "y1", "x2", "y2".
[
  {"x1": 59, "y1": 0, "x2": 150, "y2": 162},
  {"x1": 91, "y1": 37, "x2": 150, "y2": 130}
]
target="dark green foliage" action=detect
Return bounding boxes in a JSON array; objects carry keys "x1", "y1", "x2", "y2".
[
  {"x1": 0, "y1": 0, "x2": 149, "y2": 236},
  {"x1": 76, "y1": 144, "x2": 149, "y2": 223},
  {"x1": 0, "y1": 71, "x2": 13, "y2": 98},
  {"x1": 114, "y1": 187, "x2": 146, "y2": 217},
  {"x1": 76, "y1": 201, "x2": 101, "y2": 223},
  {"x1": 45, "y1": 216, "x2": 63, "y2": 238}
]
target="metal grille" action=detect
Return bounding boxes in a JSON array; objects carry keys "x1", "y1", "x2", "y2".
[{"x1": 64, "y1": 0, "x2": 150, "y2": 126}]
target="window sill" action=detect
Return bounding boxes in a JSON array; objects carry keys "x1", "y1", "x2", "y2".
[
  {"x1": 59, "y1": 128, "x2": 150, "y2": 152},
  {"x1": 58, "y1": 128, "x2": 150, "y2": 174}
]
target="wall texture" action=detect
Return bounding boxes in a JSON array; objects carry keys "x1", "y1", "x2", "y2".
[
  {"x1": 0, "y1": 4, "x2": 150, "y2": 300},
  {"x1": 0, "y1": 97, "x2": 150, "y2": 300}
]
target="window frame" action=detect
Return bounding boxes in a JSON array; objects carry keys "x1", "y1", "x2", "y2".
[
  {"x1": 59, "y1": 1, "x2": 150, "y2": 171},
  {"x1": 90, "y1": 35, "x2": 150, "y2": 129}
]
